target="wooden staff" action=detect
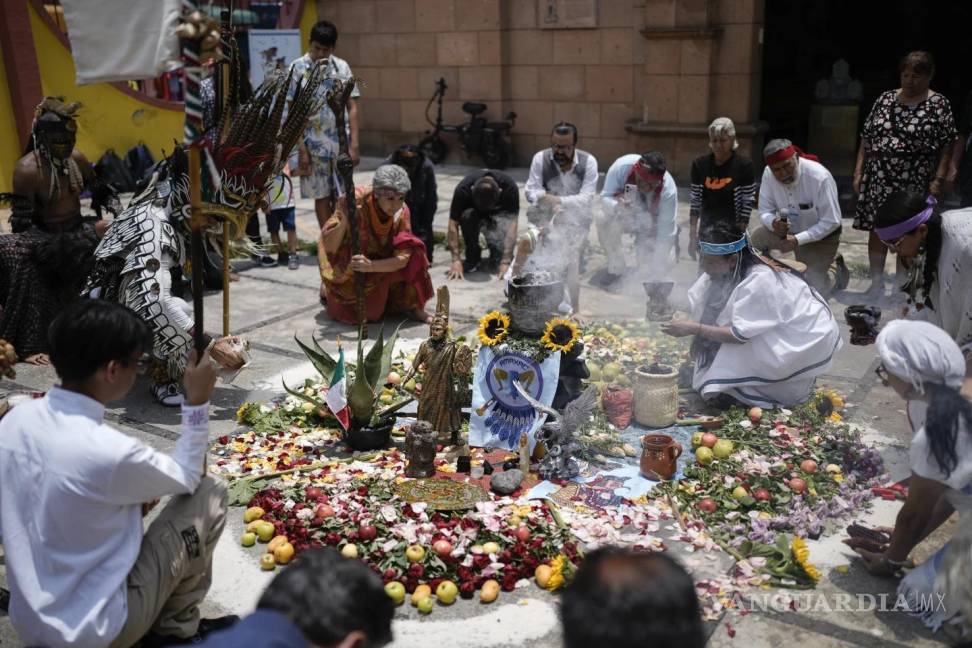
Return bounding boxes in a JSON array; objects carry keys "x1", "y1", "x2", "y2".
[{"x1": 326, "y1": 78, "x2": 366, "y2": 337}]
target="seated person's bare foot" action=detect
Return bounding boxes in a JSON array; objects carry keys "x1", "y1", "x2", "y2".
[
  {"x1": 228, "y1": 272, "x2": 241, "y2": 282},
  {"x1": 408, "y1": 308, "x2": 433, "y2": 324},
  {"x1": 25, "y1": 353, "x2": 50, "y2": 365}
]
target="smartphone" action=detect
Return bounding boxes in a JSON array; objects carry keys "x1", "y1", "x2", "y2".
[{"x1": 623, "y1": 184, "x2": 638, "y2": 202}]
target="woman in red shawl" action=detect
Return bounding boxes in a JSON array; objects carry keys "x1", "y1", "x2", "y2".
[{"x1": 320, "y1": 164, "x2": 434, "y2": 324}]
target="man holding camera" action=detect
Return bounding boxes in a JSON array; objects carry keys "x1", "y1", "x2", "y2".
[{"x1": 750, "y1": 139, "x2": 849, "y2": 296}]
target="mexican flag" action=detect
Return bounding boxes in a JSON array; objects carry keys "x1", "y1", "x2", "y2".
[{"x1": 325, "y1": 347, "x2": 351, "y2": 431}]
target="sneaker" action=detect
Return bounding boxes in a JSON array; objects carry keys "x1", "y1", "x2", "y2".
[
  {"x1": 287, "y1": 253, "x2": 299, "y2": 271},
  {"x1": 277, "y1": 251, "x2": 290, "y2": 266},
  {"x1": 833, "y1": 253, "x2": 850, "y2": 292},
  {"x1": 137, "y1": 615, "x2": 240, "y2": 647},
  {"x1": 258, "y1": 254, "x2": 276, "y2": 268},
  {"x1": 151, "y1": 382, "x2": 184, "y2": 407}
]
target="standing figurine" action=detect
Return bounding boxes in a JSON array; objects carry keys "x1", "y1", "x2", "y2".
[
  {"x1": 404, "y1": 421, "x2": 436, "y2": 478},
  {"x1": 402, "y1": 287, "x2": 473, "y2": 444}
]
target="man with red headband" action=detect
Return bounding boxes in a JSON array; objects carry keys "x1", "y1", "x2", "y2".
[
  {"x1": 594, "y1": 151, "x2": 678, "y2": 290},
  {"x1": 750, "y1": 138, "x2": 849, "y2": 296}
]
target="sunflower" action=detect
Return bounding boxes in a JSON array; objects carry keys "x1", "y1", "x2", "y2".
[
  {"x1": 541, "y1": 317, "x2": 579, "y2": 354},
  {"x1": 545, "y1": 554, "x2": 567, "y2": 591},
  {"x1": 791, "y1": 537, "x2": 822, "y2": 582},
  {"x1": 478, "y1": 311, "x2": 510, "y2": 346}
]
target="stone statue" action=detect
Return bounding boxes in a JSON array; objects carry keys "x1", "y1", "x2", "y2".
[
  {"x1": 513, "y1": 382, "x2": 598, "y2": 481},
  {"x1": 404, "y1": 420, "x2": 436, "y2": 478},
  {"x1": 814, "y1": 59, "x2": 862, "y2": 104},
  {"x1": 402, "y1": 287, "x2": 473, "y2": 444}
]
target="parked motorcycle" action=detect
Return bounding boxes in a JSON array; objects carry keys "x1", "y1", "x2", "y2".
[{"x1": 418, "y1": 77, "x2": 516, "y2": 168}]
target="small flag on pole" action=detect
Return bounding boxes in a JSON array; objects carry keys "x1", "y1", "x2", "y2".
[{"x1": 326, "y1": 346, "x2": 351, "y2": 431}]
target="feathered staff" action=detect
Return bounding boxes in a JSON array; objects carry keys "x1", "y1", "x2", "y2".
[
  {"x1": 175, "y1": 2, "x2": 221, "y2": 358},
  {"x1": 326, "y1": 78, "x2": 366, "y2": 336}
]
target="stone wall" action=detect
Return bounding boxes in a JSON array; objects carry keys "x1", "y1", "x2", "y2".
[{"x1": 316, "y1": 0, "x2": 764, "y2": 181}]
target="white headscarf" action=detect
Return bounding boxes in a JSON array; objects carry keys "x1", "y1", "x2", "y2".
[{"x1": 875, "y1": 320, "x2": 965, "y2": 392}]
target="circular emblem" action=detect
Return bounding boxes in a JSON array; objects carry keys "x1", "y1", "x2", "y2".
[{"x1": 485, "y1": 352, "x2": 544, "y2": 410}]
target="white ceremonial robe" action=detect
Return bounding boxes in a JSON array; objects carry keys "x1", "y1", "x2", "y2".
[{"x1": 687, "y1": 264, "x2": 842, "y2": 407}]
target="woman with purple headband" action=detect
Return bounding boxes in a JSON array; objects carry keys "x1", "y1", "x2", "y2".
[{"x1": 875, "y1": 190, "x2": 972, "y2": 374}]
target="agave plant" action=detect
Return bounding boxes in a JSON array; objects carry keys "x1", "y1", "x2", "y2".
[{"x1": 283, "y1": 323, "x2": 412, "y2": 430}]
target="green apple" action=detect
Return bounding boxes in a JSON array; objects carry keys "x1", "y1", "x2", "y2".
[
  {"x1": 417, "y1": 596, "x2": 434, "y2": 614},
  {"x1": 255, "y1": 521, "x2": 275, "y2": 543},
  {"x1": 695, "y1": 446, "x2": 713, "y2": 465},
  {"x1": 259, "y1": 554, "x2": 276, "y2": 571},
  {"x1": 240, "y1": 532, "x2": 256, "y2": 547},
  {"x1": 405, "y1": 544, "x2": 426, "y2": 563},
  {"x1": 436, "y1": 580, "x2": 458, "y2": 605},
  {"x1": 482, "y1": 541, "x2": 500, "y2": 555},
  {"x1": 691, "y1": 431, "x2": 704, "y2": 448},
  {"x1": 384, "y1": 581, "x2": 406, "y2": 605},
  {"x1": 732, "y1": 486, "x2": 749, "y2": 500},
  {"x1": 341, "y1": 543, "x2": 359, "y2": 559},
  {"x1": 712, "y1": 439, "x2": 733, "y2": 459}
]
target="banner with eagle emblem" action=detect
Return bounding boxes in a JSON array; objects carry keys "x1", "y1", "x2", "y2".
[{"x1": 468, "y1": 346, "x2": 561, "y2": 453}]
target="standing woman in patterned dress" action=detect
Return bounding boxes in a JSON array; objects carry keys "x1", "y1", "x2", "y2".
[{"x1": 853, "y1": 51, "x2": 956, "y2": 298}]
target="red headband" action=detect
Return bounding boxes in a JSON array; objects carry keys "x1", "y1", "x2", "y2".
[
  {"x1": 764, "y1": 145, "x2": 798, "y2": 165},
  {"x1": 631, "y1": 162, "x2": 664, "y2": 184}
]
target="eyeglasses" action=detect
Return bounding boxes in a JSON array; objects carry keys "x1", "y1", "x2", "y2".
[
  {"x1": 122, "y1": 353, "x2": 153, "y2": 375},
  {"x1": 874, "y1": 364, "x2": 889, "y2": 386}
]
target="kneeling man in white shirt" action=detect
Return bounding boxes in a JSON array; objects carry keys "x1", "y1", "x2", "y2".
[{"x1": 0, "y1": 300, "x2": 233, "y2": 647}]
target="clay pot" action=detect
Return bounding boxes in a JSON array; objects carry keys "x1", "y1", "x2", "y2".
[
  {"x1": 640, "y1": 433, "x2": 682, "y2": 481},
  {"x1": 346, "y1": 417, "x2": 394, "y2": 451}
]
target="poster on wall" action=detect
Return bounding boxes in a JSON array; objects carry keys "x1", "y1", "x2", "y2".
[
  {"x1": 247, "y1": 29, "x2": 302, "y2": 88},
  {"x1": 539, "y1": 0, "x2": 597, "y2": 29}
]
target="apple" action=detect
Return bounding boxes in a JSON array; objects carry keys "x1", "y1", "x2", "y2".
[
  {"x1": 535, "y1": 564, "x2": 553, "y2": 588},
  {"x1": 432, "y1": 539, "x2": 454, "y2": 557},
  {"x1": 243, "y1": 506, "x2": 265, "y2": 523},
  {"x1": 757, "y1": 511, "x2": 773, "y2": 520},
  {"x1": 315, "y1": 503, "x2": 335, "y2": 518},
  {"x1": 305, "y1": 486, "x2": 323, "y2": 500},
  {"x1": 255, "y1": 521, "x2": 275, "y2": 543},
  {"x1": 697, "y1": 498, "x2": 717, "y2": 513},
  {"x1": 469, "y1": 544, "x2": 485, "y2": 555},
  {"x1": 404, "y1": 378, "x2": 417, "y2": 392},
  {"x1": 384, "y1": 581, "x2": 406, "y2": 605},
  {"x1": 268, "y1": 535, "x2": 289, "y2": 553},
  {"x1": 732, "y1": 486, "x2": 749, "y2": 501},
  {"x1": 436, "y1": 580, "x2": 458, "y2": 605},
  {"x1": 826, "y1": 463, "x2": 842, "y2": 474},
  {"x1": 274, "y1": 542, "x2": 295, "y2": 565},
  {"x1": 507, "y1": 515, "x2": 522, "y2": 527},
  {"x1": 701, "y1": 433, "x2": 718, "y2": 448},
  {"x1": 245, "y1": 520, "x2": 264, "y2": 533},
  {"x1": 712, "y1": 439, "x2": 734, "y2": 459},
  {"x1": 260, "y1": 553, "x2": 276, "y2": 571},
  {"x1": 405, "y1": 544, "x2": 426, "y2": 563},
  {"x1": 788, "y1": 477, "x2": 807, "y2": 494},
  {"x1": 482, "y1": 541, "x2": 501, "y2": 555},
  {"x1": 480, "y1": 579, "x2": 500, "y2": 603},
  {"x1": 240, "y1": 532, "x2": 256, "y2": 547},
  {"x1": 748, "y1": 407, "x2": 763, "y2": 423},
  {"x1": 800, "y1": 460, "x2": 818, "y2": 474},
  {"x1": 417, "y1": 596, "x2": 434, "y2": 614},
  {"x1": 695, "y1": 446, "x2": 714, "y2": 465},
  {"x1": 387, "y1": 370, "x2": 402, "y2": 385},
  {"x1": 341, "y1": 543, "x2": 359, "y2": 559},
  {"x1": 514, "y1": 526, "x2": 531, "y2": 542},
  {"x1": 691, "y1": 431, "x2": 705, "y2": 448},
  {"x1": 411, "y1": 584, "x2": 432, "y2": 606},
  {"x1": 358, "y1": 524, "x2": 378, "y2": 542},
  {"x1": 752, "y1": 488, "x2": 771, "y2": 502}
]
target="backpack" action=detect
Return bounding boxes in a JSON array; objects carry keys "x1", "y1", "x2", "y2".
[
  {"x1": 125, "y1": 142, "x2": 156, "y2": 186},
  {"x1": 96, "y1": 149, "x2": 135, "y2": 193}
]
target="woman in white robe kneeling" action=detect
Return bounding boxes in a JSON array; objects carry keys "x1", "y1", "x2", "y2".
[
  {"x1": 662, "y1": 221, "x2": 842, "y2": 408},
  {"x1": 852, "y1": 320, "x2": 972, "y2": 643}
]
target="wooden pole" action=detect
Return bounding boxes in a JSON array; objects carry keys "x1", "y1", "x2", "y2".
[{"x1": 222, "y1": 227, "x2": 230, "y2": 336}]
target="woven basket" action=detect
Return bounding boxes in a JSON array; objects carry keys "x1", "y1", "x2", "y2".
[{"x1": 634, "y1": 364, "x2": 679, "y2": 428}]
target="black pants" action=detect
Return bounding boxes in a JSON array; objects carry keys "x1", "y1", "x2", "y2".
[
  {"x1": 410, "y1": 213, "x2": 435, "y2": 263},
  {"x1": 458, "y1": 208, "x2": 510, "y2": 271}
]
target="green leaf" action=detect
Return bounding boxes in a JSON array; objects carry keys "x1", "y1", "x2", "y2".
[
  {"x1": 227, "y1": 475, "x2": 274, "y2": 506},
  {"x1": 362, "y1": 324, "x2": 386, "y2": 389},
  {"x1": 379, "y1": 323, "x2": 403, "y2": 387},
  {"x1": 294, "y1": 334, "x2": 337, "y2": 382},
  {"x1": 349, "y1": 324, "x2": 376, "y2": 423}
]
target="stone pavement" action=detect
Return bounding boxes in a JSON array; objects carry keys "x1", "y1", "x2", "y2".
[{"x1": 0, "y1": 158, "x2": 953, "y2": 647}]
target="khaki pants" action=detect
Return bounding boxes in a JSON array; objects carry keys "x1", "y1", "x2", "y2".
[
  {"x1": 749, "y1": 226, "x2": 841, "y2": 295},
  {"x1": 109, "y1": 476, "x2": 228, "y2": 647}
]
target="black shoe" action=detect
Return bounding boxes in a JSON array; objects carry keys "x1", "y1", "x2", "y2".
[
  {"x1": 463, "y1": 258, "x2": 481, "y2": 273},
  {"x1": 137, "y1": 615, "x2": 240, "y2": 647},
  {"x1": 833, "y1": 253, "x2": 850, "y2": 292},
  {"x1": 590, "y1": 268, "x2": 623, "y2": 290},
  {"x1": 278, "y1": 251, "x2": 290, "y2": 266}
]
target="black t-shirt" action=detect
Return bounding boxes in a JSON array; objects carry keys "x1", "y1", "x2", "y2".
[
  {"x1": 689, "y1": 152, "x2": 756, "y2": 228},
  {"x1": 449, "y1": 169, "x2": 519, "y2": 222}
]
